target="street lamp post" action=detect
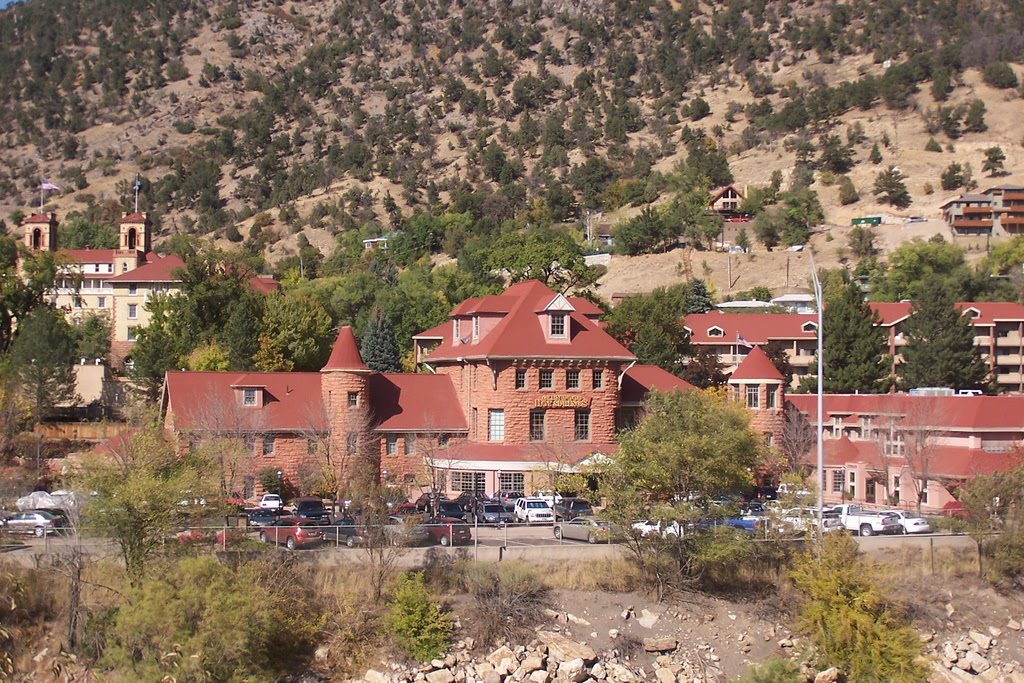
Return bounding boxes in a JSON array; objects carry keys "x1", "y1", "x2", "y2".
[
  {"x1": 276, "y1": 469, "x2": 283, "y2": 496},
  {"x1": 810, "y1": 252, "x2": 825, "y2": 554}
]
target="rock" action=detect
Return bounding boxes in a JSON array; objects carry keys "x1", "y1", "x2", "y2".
[
  {"x1": 1008, "y1": 619, "x2": 1022, "y2": 631},
  {"x1": 426, "y1": 670, "x2": 455, "y2": 683},
  {"x1": 557, "y1": 658, "x2": 587, "y2": 683},
  {"x1": 488, "y1": 647, "x2": 516, "y2": 667},
  {"x1": 567, "y1": 613, "x2": 592, "y2": 626},
  {"x1": 970, "y1": 631, "x2": 993, "y2": 651},
  {"x1": 946, "y1": 603, "x2": 956, "y2": 618},
  {"x1": 482, "y1": 672, "x2": 502, "y2": 683},
  {"x1": 608, "y1": 629, "x2": 620, "y2": 640},
  {"x1": 813, "y1": 668, "x2": 845, "y2": 683},
  {"x1": 466, "y1": 638, "x2": 477, "y2": 650},
  {"x1": 537, "y1": 632, "x2": 597, "y2": 665},
  {"x1": 32, "y1": 648, "x2": 49, "y2": 664},
  {"x1": 637, "y1": 609, "x2": 660, "y2": 629},
  {"x1": 621, "y1": 607, "x2": 634, "y2": 620},
  {"x1": 522, "y1": 657, "x2": 544, "y2": 673},
  {"x1": 314, "y1": 644, "x2": 330, "y2": 663},
  {"x1": 920, "y1": 633, "x2": 934, "y2": 643},
  {"x1": 445, "y1": 654, "x2": 457, "y2": 668},
  {"x1": 603, "y1": 663, "x2": 637, "y2": 683},
  {"x1": 432, "y1": 660, "x2": 446, "y2": 670},
  {"x1": 708, "y1": 654, "x2": 720, "y2": 663},
  {"x1": 988, "y1": 626, "x2": 1003, "y2": 638},
  {"x1": 643, "y1": 637, "x2": 678, "y2": 653},
  {"x1": 589, "y1": 664, "x2": 605, "y2": 679},
  {"x1": 655, "y1": 668, "x2": 675, "y2": 683},
  {"x1": 366, "y1": 670, "x2": 389, "y2": 683},
  {"x1": 530, "y1": 671, "x2": 550, "y2": 683},
  {"x1": 777, "y1": 638, "x2": 793, "y2": 649},
  {"x1": 944, "y1": 643, "x2": 958, "y2": 661},
  {"x1": 966, "y1": 651, "x2": 991, "y2": 674},
  {"x1": 956, "y1": 658, "x2": 971, "y2": 671}
]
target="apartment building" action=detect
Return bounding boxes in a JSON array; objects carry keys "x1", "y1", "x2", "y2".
[{"x1": 941, "y1": 184, "x2": 1024, "y2": 236}]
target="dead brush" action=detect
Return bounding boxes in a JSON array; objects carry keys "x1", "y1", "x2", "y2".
[
  {"x1": 539, "y1": 558, "x2": 642, "y2": 592},
  {"x1": 461, "y1": 562, "x2": 549, "y2": 647}
]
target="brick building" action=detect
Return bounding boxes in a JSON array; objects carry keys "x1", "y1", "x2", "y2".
[
  {"x1": 161, "y1": 280, "x2": 694, "y2": 500},
  {"x1": 20, "y1": 211, "x2": 277, "y2": 367}
]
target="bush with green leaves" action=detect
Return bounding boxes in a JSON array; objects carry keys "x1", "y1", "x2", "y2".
[
  {"x1": 789, "y1": 534, "x2": 926, "y2": 683},
  {"x1": 384, "y1": 572, "x2": 452, "y2": 661}
]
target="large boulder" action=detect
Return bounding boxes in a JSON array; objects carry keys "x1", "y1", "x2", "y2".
[{"x1": 537, "y1": 632, "x2": 597, "y2": 665}]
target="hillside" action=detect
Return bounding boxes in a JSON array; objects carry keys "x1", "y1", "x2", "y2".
[{"x1": 0, "y1": 0, "x2": 1022, "y2": 294}]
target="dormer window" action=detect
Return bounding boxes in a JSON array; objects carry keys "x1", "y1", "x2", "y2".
[
  {"x1": 965, "y1": 307, "x2": 981, "y2": 318},
  {"x1": 550, "y1": 313, "x2": 567, "y2": 338},
  {"x1": 802, "y1": 322, "x2": 818, "y2": 333},
  {"x1": 708, "y1": 326, "x2": 724, "y2": 337},
  {"x1": 243, "y1": 388, "x2": 257, "y2": 406}
]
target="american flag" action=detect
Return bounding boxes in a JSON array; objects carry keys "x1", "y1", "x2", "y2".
[
  {"x1": 40, "y1": 180, "x2": 61, "y2": 192},
  {"x1": 737, "y1": 333, "x2": 753, "y2": 349}
]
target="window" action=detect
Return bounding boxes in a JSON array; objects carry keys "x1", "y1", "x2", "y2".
[
  {"x1": 347, "y1": 391, "x2": 358, "y2": 408},
  {"x1": 539, "y1": 369, "x2": 553, "y2": 389},
  {"x1": 766, "y1": 386, "x2": 777, "y2": 409},
  {"x1": 307, "y1": 439, "x2": 318, "y2": 456},
  {"x1": 515, "y1": 369, "x2": 526, "y2": 389},
  {"x1": 893, "y1": 475, "x2": 901, "y2": 502},
  {"x1": 243, "y1": 388, "x2": 257, "y2": 406},
  {"x1": 919, "y1": 482, "x2": 929, "y2": 505},
  {"x1": 346, "y1": 432, "x2": 358, "y2": 456},
  {"x1": 127, "y1": 327, "x2": 138, "y2": 342},
  {"x1": 451, "y1": 471, "x2": 486, "y2": 497},
  {"x1": 499, "y1": 472, "x2": 525, "y2": 494},
  {"x1": 566, "y1": 369, "x2": 580, "y2": 389},
  {"x1": 832, "y1": 469, "x2": 844, "y2": 493},
  {"x1": 574, "y1": 409, "x2": 590, "y2": 441},
  {"x1": 472, "y1": 408, "x2": 478, "y2": 439},
  {"x1": 244, "y1": 435, "x2": 255, "y2": 453},
  {"x1": 73, "y1": 297, "x2": 82, "y2": 309},
  {"x1": 127, "y1": 303, "x2": 138, "y2": 320},
  {"x1": 386, "y1": 434, "x2": 398, "y2": 455},
  {"x1": 97, "y1": 297, "x2": 106, "y2": 309},
  {"x1": 404, "y1": 434, "x2": 416, "y2": 455},
  {"x1": 529, "y1": 410, "x2": 546, "y2": 441},
  {"x1": 262, "y1": 435, "x2": 275, "y2": 457},
  {"x1": 746, "y1": 385, "x2": 760, "y2": 409},
  {"x1": 472, "y1": 316, "x2": 480, "y2": 340},
  {"x1": 592, "y1": 370, "x2": 603, "y2": 389},
  {"x1": 550, "y1": 313, "x2": 566, "y2": 337},
  {"x1": 488, "y1": 409, "x2": 505, "y2": 442},
  {"x1": 708, "y1": 327, "x2": 724, "y2": 337},
  {"x1": 128, "y1": 284, "x2": 137, "y2": 295},
  {"x1": 848, "y1": 471, "x2": 856, "y2": 498}
]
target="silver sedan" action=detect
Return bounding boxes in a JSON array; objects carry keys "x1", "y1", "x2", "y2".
[
  {"x1": 553, "y1": 516, "x2": 620, "y2": 544},
  {"x1": 887, "y1": 510, "x2": 931, "y2": 534}
]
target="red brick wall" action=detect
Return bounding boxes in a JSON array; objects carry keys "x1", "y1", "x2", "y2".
[{"x1": 320, "y1": 369, "x2": 371, "y2": 483}]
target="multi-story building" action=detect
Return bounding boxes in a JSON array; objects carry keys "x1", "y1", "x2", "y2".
[
  {"x1": 161, "y1": 280, "x2": 693, "y2": 499},
  {"x1": 787, "y1": 393, "x2": 1024, "y2": 513},
  {"x1": 685, "y1": 301, "x2": 1024, "y2": 392},
  {"x1": 941, "y1": 184, "x2": 1024, "y2": 236},
  {"x1": 21, "y1": 211, "x2": 276, "y2": 366}
]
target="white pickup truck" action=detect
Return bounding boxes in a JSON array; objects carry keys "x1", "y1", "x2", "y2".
[{"x1": 828, "y1": 504, "x2": 902, "y2": 536}]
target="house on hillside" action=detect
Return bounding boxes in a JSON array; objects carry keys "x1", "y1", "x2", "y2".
[
  {"x1": 941, "y1": 184, "x2": 1024, "y2": 237},
  {"x1": 709, "y1": 184, "x2": 746, "y2": 217}
]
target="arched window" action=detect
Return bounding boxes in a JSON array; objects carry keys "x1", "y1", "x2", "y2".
[
  {"x1": 127, "y1": 228, "x2": 137, "y2": 250},
  {"x1": 32, "y1": 228, "x2": 41, "y2": 250}
]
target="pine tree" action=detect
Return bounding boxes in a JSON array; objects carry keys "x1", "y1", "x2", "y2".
[
  {"x1": 10, "y1": 307, "x2": 78, "y2": 424},
  {"x1": 813, "y1": 281, "x2": 890, "y2": 393},
  {"x1": 360, "y1": 306, "x2": 401, "y2": 373},
  {"x1": 868, "y1": 142, "x2": 882, "y2": 165},
  {"x1": 899, "y1": 278, "x2": 989, "y2": 391},
  {"x1": 982, "y1": 146, "x2": 1006, "y2": 177},
  {"x1": 686, "y1": 279, "x2": 714, "y2": 314},
  {"x1": 219, "y1": 292, "x2": 264, "y2": 370},
  {"x1": 873, "y1": 166, "x2": 911, "y2": 209}
]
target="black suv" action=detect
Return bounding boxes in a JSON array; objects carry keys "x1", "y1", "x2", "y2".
[
  {"x1": 293, "y1": 497, "x2": 331, "y2": 525},
  {"x1": 553, "y1": 498, "x2": 593, "y2": 521}
]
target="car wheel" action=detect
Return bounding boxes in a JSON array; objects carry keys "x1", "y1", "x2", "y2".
[
  {"x1": 259, "y1": 532, "x2": 268, "y2": 543},
  {"x1": 554, "y1": 527, "x2": 562, "y2": 539},
  {"x1": 286, "y1": 536, "x2": 296, "y2": 551},
  {"x1": 859, "y1": 524, "x2": 873, "y2": 537},
  {"x1": 346, "y1": 536, "x2": 356, "y2": 548},
  {"x1": 440, "y1": 535, "x2": 450, "y2": 547},
  {"x1": 900, "y1": 525, "x2": 907, "y2": 535},
  {"x1": 587, "y1": 533, "x2": 597, "y2": 544},
  {"x1": 34, "y1": 526, "x2": 44, "y2": 538}
]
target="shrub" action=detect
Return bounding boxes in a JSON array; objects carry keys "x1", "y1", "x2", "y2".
[
  {"x1": 924, "y1": 137, "x2": 942, "y2": 152},
  {"x1": 384, "y1": 572, "x2": 451, "y2": 661},
  {"x1": 838, "y1": 176, "x2": 859, "y2": 205},
  {"x1": 983, "y1": 61, "x2": 1019, "y2": 89},
  {"x1": 463, "y1": 563, "x2": 549, "y2": 645},
  {"x1": 732, "y1": 657, "x2": 803, "y2": 683},
  {"x1": 789, "y1": 534, "x2": 926, "y2": 683}
]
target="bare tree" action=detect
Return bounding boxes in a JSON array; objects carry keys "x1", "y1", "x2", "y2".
[
  {"x1": 899, "y1": 399, "x2": 947, "y2": 515},
  {"x1": 780, "y1": 402, "x2": 815, "y2": 473}
]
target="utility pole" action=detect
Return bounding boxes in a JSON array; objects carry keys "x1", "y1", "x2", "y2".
[{"x1": 810, "y1": 251, "x2": 825, "y2": 556}]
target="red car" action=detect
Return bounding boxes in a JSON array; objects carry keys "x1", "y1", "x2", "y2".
[
  {"x1": 421, "y1": 517, "x2": 472, "y2": 546},
  {"x1": 258, "y1": 516, "x2": 323, "y2": 550}
]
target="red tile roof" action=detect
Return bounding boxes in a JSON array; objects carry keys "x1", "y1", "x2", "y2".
[
  {"x1": 165, "y1": 371, "x2": 328, "y2": 431},
  {"x1": 425, "y1": 280, "x2": 634, "y2": 361},
  {"x1": 620, "y1": 364, "x2": 695, "y2": 404},
  {"x1": 869, "y1": 301, "x2": 1024, "y2": 327},
  {"x1": 412, "y1": 322, "x2": 449, "y2": 340},
  {"x1": 684, "y1": 311, "x2": 817, "y2": 344},
  {"x1": 106, "y1": 253, "x2": 185, "y2": 282},
  {"x1": 867, "y1": 302, "x2": 910, "y2": 326},
  {"x1": 23, "y1": 213, "x2": 55, "y2": 224},
  {"x1": 437, "y1": 441, "x2": 618, "y2": 464},
  {"x1": 369, "y1": 374, "x2": 468, "y2": 431},
  {"x1": 729, "y1": 346, "x2": 784, "y2": 381},
  {"x1": 322, "y1": 326, "x2": 370, "y2": 373},
  {"x1": 58, "y1": 249, "x2": 117, "y2": 265},
  {"x1": 807, "y1": 435, "x2": 1023, "y2": 478},
  {"x1": 787, "y1": 393, "x2": 1024, "y2": 431},
  {"x1": 119, "y1": 213, "x2": 148, "y2": 222},
  {"x1": 248, "y1": 276, "x2": 279, "y2": 295},
  {"x1": 93, "y1": 429, "x2": 140, "y2": 458}
]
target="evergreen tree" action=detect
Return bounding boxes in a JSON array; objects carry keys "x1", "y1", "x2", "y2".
[
  {"x1": 868, "y1": 143, "x2": 882, "y2": 165},
  {"x1": 763, "y1": 340, "x2": 795, "y2": 388},
  {"x1": 686, "y1": 279, "x2": 714, "y2": 314},
  {"x1": 219, "y1": 292, "x2": 264, "y2": 370},
  {"x1": 735, "y1": 227, "x2": 751, "y2": 253},
  {"x1": 813, "y1": 281, "x2": 889, "y2": 393},
  {"x1": 899, "y1": 278, "x2": 989, "y2": 391},
  {"x1": 982, "y1": 147, "x2": 1006, "y2": 177},
  {"x1": 10, "y1": 307, "x2": 78, "y2": 424},
  {"x1": 963, "y1": 99, "x2": 987, "y2": 133},
  {"x1": 360, "y1": 306, "x2": 401, "y2": 373},
  {"x1": 873, "y1": 166, "x2": 911, "y2": 209},
  {"x1": 682, "y1": 348, "x2": 726, "y2": 388}
]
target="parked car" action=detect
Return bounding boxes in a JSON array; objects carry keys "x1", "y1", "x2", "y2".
[
  {"x1": 554, "y1": 517, "x2": 620, "y2": 544},
  {"x1": 421, "y1": 517, "x2": 473, "y2": 546},
  {"x1": 390, "y1": 502, "x2": 420, "y2": 517},
  {"x1": 531, "y1": 490, "x2": 562, "y2": 507},
  {"x1": 475, "y1": 502, "x2": 513, "y2": 525},
  {"x1": 258, "y1": 493, "x2": 283, "y2": 510},
  {"x1": 1, "y1": 510, "x2": 58, "y2": 537},
  {"x1": 492, "y1": 490, "x2": 524, "y2": 510},
  {"x1": 827, "y1": 504, "x2": 902, "y2": 536},
  {"x1": 383, "y1": 516, "x2": 431, "y2": 546},
  {"x1": 36, "y1": 508, "x2": 71, "y2": 534},
  {"x1": 292, "y1": 497, "x2": 331, "y2": 525},
  {"x1": 257, "y1": 516, "x2": 323, "y2": 550},
  {"x1": 553, "y1": 498, "x2": 593, "y2": 521},
  {"x1": 513, "y1": 498, "x2": 554, "y2": 525},
  {"x1": 777, "y1": 507, "x2": 844, "y2": 535},
  {"x1": 320, "y1": 517, "x2": 365, "y2": 547},
  {"x1": 887, "y1": 510, "x2": 932, "y2": 534},
  {"x1": 247, "y1": 508, "x2": 283, "y2": 527}
]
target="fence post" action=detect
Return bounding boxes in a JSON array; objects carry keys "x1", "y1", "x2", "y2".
[{"x1": 929, "y1": 536, "x2": 935, "y2": 575}]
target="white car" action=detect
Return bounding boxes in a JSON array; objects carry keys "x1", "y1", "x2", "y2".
[
  {"x1": 631, "y1": 519, "x2": 682, "y2": 538},
  {"x1": 513, "y1": 498, "x2": 554, "y2": 524},
  {"x1": 887, "y1": 510, "x2": 931, "y2": 534},
  {"x1": 258, "y1": 494, "x2": 283, "y2": 510}
]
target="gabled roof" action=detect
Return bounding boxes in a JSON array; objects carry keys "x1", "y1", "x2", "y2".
[
  {"x1": 684, "y1": 311, "x2": 818, "y2": 344},
  {"x1": 869, "y1": 301, "x2": 1024, "y2": 327},
  {"x1": 59, "y1": 249, "x2": 117, "y2": 265},
  {"x1": 23, "y1": 213, "x2": 56, "y2": 224},
  {"x1": 119, "y1": 213, "x2": 149, "y2": 223},
  {"x1": 412, "y1": 322, "x2": 449, "y2": 340},
  {"x1": 425, "y1": 280, "x2": 634, "y2": 361},
  {"x1": 939, "y1": 193, "x2": 990, "y2": 208},
  {"x1": 107, "y1": 253, "x2": 185, "y2": 282},
  {"x1": 729, "y1": 346, "x2": 783, "y2": 382},
  {"x1": 369, "y1": 374, "x2": 468, "y2": 431},
  {"x1": 620, "y1": 364, "x2": 695, "y2": 404},
  {"x1": 322, "y1": 326, "x2": 370, "y2": 372},
  {"x1": 868, "y1": 302, "x2": 911, "y2": 326},
  {"x1": 710, "y1": 184, "x2": 745, "y2": 202},
  {"x1": 164, "y1": 371, "x2": 327, "y2": 431},
  {"x1": 787, "y1": 393, "x2": 1024, "y2": 431},
  {"x1": 248, "y1": 276, "x2": 279, "y2": 295},
  {"x1": 806, "y1": 435, "x2": 1023, "y2": 478}
]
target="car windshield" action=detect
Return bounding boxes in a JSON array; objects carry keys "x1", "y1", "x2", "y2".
[
  {"x1": 570, "y1": 501, "x2": 590, "y2": 510},
  {"x1": 298, "y1": 501, "x2": 324, "y2": 510},
  {"x1": 482, "y1": 505, "x2": 502, "y2": 513},
  {"x1": 527, "y1": 501, "x2": 547, "y2": 509}
]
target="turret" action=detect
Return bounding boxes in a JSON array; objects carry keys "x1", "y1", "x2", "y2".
[
  {"x1": 23, "y1": 212, "x2": 58, "y2": 252},
  {"x1": 729, "y1": 346, "x2": 785, "y2": 446},
  {"x1": 113, "y1": 212, "x2": 151, "y2": 274}
]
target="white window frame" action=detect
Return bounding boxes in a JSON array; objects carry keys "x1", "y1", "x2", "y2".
[
  {"x1": 386, "y1": 434, "x2": 398, "y2": 455},
  {"x1": 243, "y1": 388, "x2": 257, "y2": 406},
  {"x1": 488, "y1": 409, "x2": 505, "y2": 442},
  {"x1": 566, "y1": 369, "x2": 580, "y2": 389},
  {"x1": 550, "y1": 313, "x2": 566, "y2": 338},
  {"x1": 746, "y1": 385, "x2": 760, "y2": 409},
  {"x1": 127, "y1": 303, "x2": 138, "y2": 320}
]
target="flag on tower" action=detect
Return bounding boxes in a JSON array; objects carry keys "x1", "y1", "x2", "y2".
[{"x1": 133, "y1": 175, "x2": 142, "y2": 192}]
